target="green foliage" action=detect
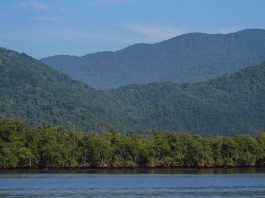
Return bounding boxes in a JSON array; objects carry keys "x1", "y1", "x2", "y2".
[
  {"x1": 0, "y1": 120, "x2": 265, "y2": 169},
  {"x1": 0, "y1": 47, "x2": 102, "y2": 131},
  {"x1": 1, "y1": 47, "x2": 265, "y2": 135},
  {"x1": 103, "y1": 61, "x2": 265, "y2": 135}
]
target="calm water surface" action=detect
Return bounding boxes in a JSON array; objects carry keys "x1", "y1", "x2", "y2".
[{"x1": 0, "y1": 169, "x2": 265, "y2": 197}]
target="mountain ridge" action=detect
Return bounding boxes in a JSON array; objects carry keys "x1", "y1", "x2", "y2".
[
  {"x1": 41, "y1": 28, "x2": 265, "y2": 89},
  {"x1": 1, "y1": 47, "x2": 265, "y2": 135}
]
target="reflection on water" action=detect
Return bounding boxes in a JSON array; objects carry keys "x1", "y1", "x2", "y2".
[
  {"x1": 0, "y1": 169, "x2": 265, "y2": 197},
  {"x1": 1, "y1": 168, "x2": 265, "y2": 174}
]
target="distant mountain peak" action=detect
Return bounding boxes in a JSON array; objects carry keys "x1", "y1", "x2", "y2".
[{"x1": 42, "y1": 28, "x2": 265, "y2": 89}]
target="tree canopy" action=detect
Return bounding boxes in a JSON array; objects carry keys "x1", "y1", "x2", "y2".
[
  {"x1": 0, "y1": 120, "x2": 265, "y2": 169},
  {"x1": 0, "y1": 47, "x2": 265, "y2": 135}
]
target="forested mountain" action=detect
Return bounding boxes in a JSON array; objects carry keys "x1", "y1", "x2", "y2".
[
  {"x1": 42, "y1": 29, "x2": 265, "y2": 89},
  {"x1": 1, "y1": 47, "x2": 265, "y2": 135},
  {"x1": 104, "y1": 62, "x2": 265, "y2": 135},
  {"x1": 0, "y1": 47, "x2": 101, "y2": 129}
]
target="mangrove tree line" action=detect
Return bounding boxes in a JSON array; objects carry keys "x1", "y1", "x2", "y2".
[{"x1": 0, "y1": 120, "x2": 265, "y2": 168}]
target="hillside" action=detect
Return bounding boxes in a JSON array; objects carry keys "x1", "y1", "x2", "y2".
[
  {"x1": 1, "y1": 47, "x2": 265, "y2": 135},
  {"x1": 42, "y1": 29, "x2": 265, "y2": 89},
  {"x1": 0, "y1": 47, "x2": 102, "y2": 130},
  {"x1": 104, "y1": 62, "x2": 265, "y2": 135}
]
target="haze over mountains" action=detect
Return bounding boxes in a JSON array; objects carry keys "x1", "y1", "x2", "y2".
[
  {"x1": 42, "y1": 29, "x2": 265, "y2": 89},
  {"x1": 1, "y1": 44, "x2": 265, "y2": 135}
]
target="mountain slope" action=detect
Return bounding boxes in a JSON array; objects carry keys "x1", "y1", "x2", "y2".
[
  {"x1": 1, "y1": 47, "x2": 265, "y2": 135},
  {"x1": 103, "y1": 62, "x2": 265, "y2": 135},
  {"x1": 42, "y1": 29, "x2": 265, "y2": 89},
  {"x1": 0, "y1": 47, "x2": 102, "y2": 129}
]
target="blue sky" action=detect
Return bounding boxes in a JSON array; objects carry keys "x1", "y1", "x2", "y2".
[{"x1": 0, "y1": 0, "x2": 265, "y2": 58}]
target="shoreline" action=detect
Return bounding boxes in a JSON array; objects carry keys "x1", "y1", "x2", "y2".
[{"x1": 1, "y1": 167, "x2": 265, "y2": 172}]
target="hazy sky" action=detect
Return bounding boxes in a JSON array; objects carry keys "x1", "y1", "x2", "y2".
[{"x1": 1, "y1": 0, "x2": 265, "y2": 58}]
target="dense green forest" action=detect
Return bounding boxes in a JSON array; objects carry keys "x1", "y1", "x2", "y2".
[
  {"x1": 104, "y1": 61, "x2": 265, "y2": 134},
  {"x1": 0, "y1": 47, "x2": 103, "y2": 130},
  {"x1": 0, "y1": 120, "x2": 265, "y2": 169},
  {"x1": 1, "y1": 47, "x2": 265, "y2": 135},
  {"x1": 42, "y1": 29, "x2": 265, "y2": 89}
]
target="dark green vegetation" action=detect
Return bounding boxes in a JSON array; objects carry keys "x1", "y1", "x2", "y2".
[
  {"x1": 42, "y1": 29, "x2": 265, "y2": 89},
  {"x1": 1, "y1": 120, "x2": 265, "y2": 169},
  {"x1": 1, "y1": 47, "x2": 265, "y2": 135},
  {"x1": 0, "y1": 47, "x2": 104, "y2": 130},
  {"x1": 105, "y1": 62, "x2": 265, "y2": 134}
]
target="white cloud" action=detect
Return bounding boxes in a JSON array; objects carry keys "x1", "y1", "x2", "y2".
[
  {"x1": 0, "y1": 27, "x2": 141, "y2": 44},
  {"x1": 31, "y1": 16, "x2": 59, "y2": 22},
  {"x1": 12, "y1": 0, "x2": 50, "y2": 11},
  {"x1": 123, "y1": 23, "x2": 184, "y2": 40},
  {"x1": 86, "y1": 0, "x2": 127, "y2": 6}
]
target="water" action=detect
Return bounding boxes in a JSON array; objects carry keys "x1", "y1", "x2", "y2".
[{"x1": 0, "y1": 169, "x2": 265, "y2": 197}]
